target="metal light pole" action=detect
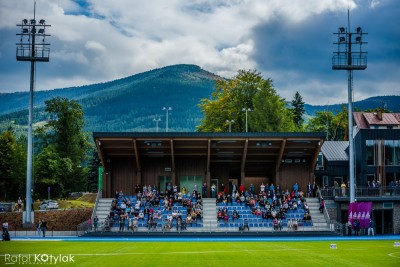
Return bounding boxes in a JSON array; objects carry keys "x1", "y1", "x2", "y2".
[
  {"x1": 162, "y1": 107, "x2": 172, "y2": 132},
  {"x1": 242, "y1": 108, "x2": 252, "y2": 132},
  {"x1": 153, "y1": 117, "x2": 161, "y2": 132},
  {"x1": 16, "y1": 3, "x2": 51, "y2": 226},
  {"x1": 226, "y1": 119, "x2": 234, "y2": 133},
  {"x1": 332, "y1": 11, "x2": 367, "y2": 203}
]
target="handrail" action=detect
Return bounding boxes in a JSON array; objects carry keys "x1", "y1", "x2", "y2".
[
  {"x1": 90, "y1": 191, "x2": 101, "y2": 228},
  {"x1": 320, "y1": 186, "x2": 400, "y2": 199}
]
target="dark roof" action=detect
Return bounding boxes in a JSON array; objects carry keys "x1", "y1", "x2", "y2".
[
  {"x1": 93, "y1": 132, "x2": 326, "y2": 138},
  {"x1": 93, "y1": 132, "x2": 325, "y2": 176},
  {"x1": 321, "y1": 141, "x2": 349, "y2": 161},
  {"x1": 354, "y1": 112, "x2": 400, "y2": 129}
]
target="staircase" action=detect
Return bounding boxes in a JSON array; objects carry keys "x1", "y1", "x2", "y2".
[
  {"x1": 305, "y1": 198, "x2": 329, "y2": 230},
  {"x1": 202, "y1": 198, "x2": 218, "y2": 231},
  {"x1": 94, "y1": 198, "x2": 114, "y2": 225}
]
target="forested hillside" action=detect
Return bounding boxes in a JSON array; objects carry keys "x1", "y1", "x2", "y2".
[{"x1": 0, "y1": 64, "x2": 221, "y2": 132}]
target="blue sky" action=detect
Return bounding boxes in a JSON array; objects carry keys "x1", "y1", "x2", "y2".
[{"x1": 0, "y1": 0, "x2": 398, "y2": 105}]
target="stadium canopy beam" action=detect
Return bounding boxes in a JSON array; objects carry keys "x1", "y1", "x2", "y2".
[
  {"x1": 310, "y1": 138, "x2": 324, "y2": 181},
  {"x1": 241, "y1": 138, "x2": 249, "y2": 179},
  {"x1": 170, "y1": 139, "x2": 176, "y2": 185},
  {"x1": 275, "y1": 139, "x2": 287, "y2": 173},
  {"x1": 133, "y1": 139, "x2": 141, "y2": 185}
]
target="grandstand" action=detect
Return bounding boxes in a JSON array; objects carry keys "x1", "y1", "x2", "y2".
[{"x1": 87, "y1": 130, "x2": 400, "y2": 236}]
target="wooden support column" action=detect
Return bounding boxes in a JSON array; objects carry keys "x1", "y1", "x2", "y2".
[
  {"x1": 310, "y1": 138, "x2": 324, "y2": 181},
  {"x1": 133, "y1": 139, "x2": 142, "y2": 186},
  {"x1": 275, "y1": 139, "x2": 286, "y2": 186},
  {"x1": 240, "y1": 139, "x2": 248, "y2": 181},
  {"x1": 170, "y1": 139, "x2": 176, "y2": 185},
  {"x1": 95, "y1": 138, "x2": 106, "y2": 170},
  {"x1": 207, "y1": 139, "x2": 211, "y2": 196}
]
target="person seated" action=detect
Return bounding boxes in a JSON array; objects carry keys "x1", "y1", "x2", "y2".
[
  {"x1": 261, "y1": 210, "x2": 267, "y2": 221},
  {"x1": 232, "y1": 210, "x2": 240, "y2": 221},
  {"x1": 303, "y1": 212, "x2": 312, "y2": 221},
  {"x1": 217, "y1": 210, "x2": 223, "y2": 221},
  {"x1": 138, "y1": 211, "x2": 145, "y2": 220},
  {"x1": 132, "y1": 218, "x2": 138, "y2": 232},
  {"x1": 293, "y1": 219, "x2": 298, "y2": 231},
  {"x1": 251, "y1": 206, "x2": 256, "y2": 215},
  {"x1": 288, "y1": 219, "x2": 293, "y2": 230},
  {"x1": 271, "y1": 210, "x2": 277, "y2": 219},
  {"x1": 223, "y1": 213, "x2": 229, "y2": 223},
  {"x1": 243, "y1": 219, "x2": 249, "y2": 231},
  {"x1": 273, "y1": 218, "x2": 279, "y2": 230},
  {"x1": 255, "y1": 207, "x2": 262, "y2": 217}
]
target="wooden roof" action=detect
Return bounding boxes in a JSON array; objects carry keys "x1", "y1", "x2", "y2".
[{"x1": 93, "y1": 132, "x2": 325, "y2": 176}]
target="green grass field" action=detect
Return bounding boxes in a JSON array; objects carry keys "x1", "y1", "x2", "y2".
[{"x1": 1, "y1": 240, "x2": 399, "y2": 266}]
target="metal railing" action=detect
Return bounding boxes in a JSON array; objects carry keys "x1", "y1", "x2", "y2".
[
  {"x1": 320, "y1": 186, "x2": 400, "y2": 199},
  {"x1": 90, "y1": 191, "x2": 101, "y2": 225}
]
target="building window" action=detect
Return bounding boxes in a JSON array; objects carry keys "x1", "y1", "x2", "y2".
[
  {"x1": 384, "y1": 140, "x2": 394, "y2": 166},
  {"x1": 366, "y1": 140, "x2": 375, "y2": 166},
  {"x1": 394, "y1": 140, "x2": 400, "y2": 166}
]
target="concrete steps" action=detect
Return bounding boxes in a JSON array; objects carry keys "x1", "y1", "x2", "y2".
[
  {"x1": 202, "y1": 198, "x2": 218, "y2": 230},
  {"x1": 94, "y1": 198, "x2": 113, "y2": 224},
  {"x1": 305, "y1": 198, "x2": 329, "y2": 229}
]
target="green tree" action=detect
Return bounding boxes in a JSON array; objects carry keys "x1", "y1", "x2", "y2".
[
  {"x1": 291, "y1": 91, "x2": 305, "y2": 130},
  {"x1": 250, "y1": 80, "x2": 295, "y2": 132},
  {"x1": 87, "y1": 149, "x2": 101, "y2": 192},
  {"x1": 35, "y1": 97, "x2": 90, "y2": 197},
  {"x1": 197, "y1": 69, "x2": 295, "y2": 132},
  {"x1": 34, "y1": 145, "x2": 73, "y2": 197},
  {"x1": 305, "y1": 105, "x2": 348, "y2": 141},
  {"x1": 0, "y1": 128, "x2": 26, "y2": 200}
]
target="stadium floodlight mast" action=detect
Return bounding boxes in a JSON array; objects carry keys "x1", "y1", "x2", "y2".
[
  {"x1": 226, "y1": 119, "x2": 234, "y2": 133},
  {"x1": 16, "y1": 2, "x2": 50, "y2": 227},
  {"x1": 332, "y1": 11, "x2": 367, "y2": 203},
  {"x1": 162, "y1": 107, "x2": 172, "y2": 132},
  {"x1": 153, "y1": 117, "x2": 161, "y2": 132},
  {"x1": 242, "y1": 108, "x2": 252, "y2": 132}
]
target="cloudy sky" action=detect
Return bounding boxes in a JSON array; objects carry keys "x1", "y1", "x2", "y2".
[{"x1": 0, "y1": 0, "x2": 398, "y2": 105}]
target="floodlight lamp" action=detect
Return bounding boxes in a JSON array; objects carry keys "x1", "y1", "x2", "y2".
[
  {"x1": 356, "y1": 27, "x2": 362, "y2": 33},
  {"x1": 30, "y1": 19, "x2": 36, "y2": 25},
  {"x1": 23, "y1": 19, "x2": 28, "y2": 24},
  {"x1": 339, "y1": 27, "x2": 345, "y2": 33},
  {"x1": 355, "y1": 36, "x2": 361, "y2": 42},
  {"x1": 38, "y1": 29, "x2": 44, "y2": 34},
  {"x1": 22, "y1": 28, "x2": 29, "y2": 34},
  {"x1": 31, "y1": 28, "x2": 36, "y2": 34},
  {"x1": 339, "y1": 37, "x2": 345, "y2": 42},
  {"x1": 39, "y1": 19, "x2": 45, "y2": 24}
]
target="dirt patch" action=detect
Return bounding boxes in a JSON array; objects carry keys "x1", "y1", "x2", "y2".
[{"x1": 0, "y1": 208, "x2": 93, "y2": 231}]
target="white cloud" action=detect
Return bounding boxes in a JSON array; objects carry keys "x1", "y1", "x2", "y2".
[{"x1": 0, "y1": 0, "x2": 398, "y2": 106}]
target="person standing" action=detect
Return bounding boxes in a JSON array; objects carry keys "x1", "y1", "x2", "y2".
[
  {"x1": 202, "y1": 183, "x2": 207, "y2": 197},
  {"x1": 17, "y1": 197, "x2": 22, "y2": 212},
  {"x1": 341, "y1": 181, "x2": 347, "y2": 196},
  {"x1": 93, "y1": 216, "x2": 99, "y2": 232},
  {"x1": 211, "y1": 183, "x2": 216, "y2": 198},
  {"x1": 37, "y1": 220, "x2": 42, "y2": 236},
  {"x1": 368, "y1": 219, "x2": 375, "y2": 236},
  {"x1": 41, "y1": 220, "x2": 47, "y2": 237},
  {"x1": 2, "y1": 220, "x2": 8, "y2": 234},
  {"x1": 312, "y1": 182, "x2": 317, "y2": 197}
]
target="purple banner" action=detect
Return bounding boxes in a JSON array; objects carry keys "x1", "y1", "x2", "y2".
[{"x1": 348, "y1": 202, "x2": 372, "y2": 229}]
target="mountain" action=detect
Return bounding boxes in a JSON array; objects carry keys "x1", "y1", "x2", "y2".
[
  {"x1": 0, "y1": 64, "x2": 221, "y2": 132},
  {"x1": 304, "y1": 95, "x2": 400, "y2": 115},
  {"x1": 0, "y1": 64, "x2": 399, "y2": 133}
]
